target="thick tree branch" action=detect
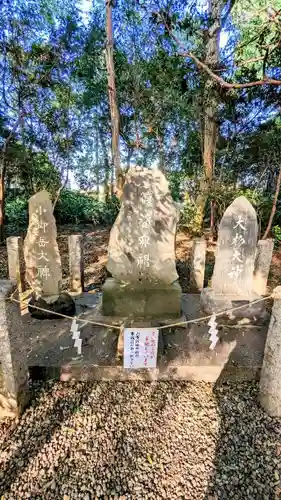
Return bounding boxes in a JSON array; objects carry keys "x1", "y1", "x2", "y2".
[
  {"x1": 162, "y1": 18, "x2": 281, "y2": 89},
  {"x1": 180, "y1": 49, "x2": 281, "y2": 88}
]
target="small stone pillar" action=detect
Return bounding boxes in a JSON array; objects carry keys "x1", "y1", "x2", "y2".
[
  {"x1": 6, "y1": 236, "x2": 25, "y2": 293},
  {"x1": 253, "y1": 239, "x2": 274, "y2": 295},
  {"x1": 190, "y1": 238, "x2": 206, "y2": 291},
  {"x1": 68, "y1": 234, "x2": 84, "y2": 293},
  {"x1": 260, "y1": 286, "x2": 281, "y2": 416},
  {"x1": 0, "y1": 280, "x2": 30, "y2": 418}
]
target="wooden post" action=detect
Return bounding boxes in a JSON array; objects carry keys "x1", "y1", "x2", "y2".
[
  {"x1": 260, "y1": 286, "x2": 281, "y2": 416},
  {"x1": 0, "y1": 280, "x2": 30, "y2": 418},
  {"x1": 68, "y1": 234, "x2": 84, "y2": 293},
  {"x1": 6, "y1": 236, "x2": 25, "y2": 293}
]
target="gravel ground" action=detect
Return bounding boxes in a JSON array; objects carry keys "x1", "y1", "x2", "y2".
[{"x1": 0, "y1": 381, "x2": 281, "y2": 500}]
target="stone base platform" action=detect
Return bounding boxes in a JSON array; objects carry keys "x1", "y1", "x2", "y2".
[
  {"x1": 102, "y1": 278, "x2": 182, "y2": 318},
  {"x1": 200, "y1": 288, "x2": 270, "y2": 324},
  {"x1": 6, "y1": 292, "x2": 270, "y2": 383}
]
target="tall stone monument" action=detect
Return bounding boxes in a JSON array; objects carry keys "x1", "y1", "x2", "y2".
[
  {"x1": 24, "y1": 190, "x2": 75, "y2": 319},
  {"x1": 102, "y1": 167, "x2": 181, "y2": 317},
  {"x1": 200, "y1": 196, "x2": 267, "y2": 320}
]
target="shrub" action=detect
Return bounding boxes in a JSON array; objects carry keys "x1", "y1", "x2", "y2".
[
  {"x1": 179, "y1": 195, "x2": 202, "y2": 234},
  {"x1": 5, "y1": 190, "x2": 120, "y2": 234},
  {"x1": 272, "y1": 225, "x2": 281, "y2": 246},
  {"x1": 100, "y1": 195, "x2": 120, "y2": 225},
  {"x1": 54, "y1": 190, "x2": 120, "y2": 225},
  {"x1": 5, "y1": 197, "x2": 28, "y2": 234},
  {"x1": 54, "y1": 190, "x2": 102, "y2": 224}
]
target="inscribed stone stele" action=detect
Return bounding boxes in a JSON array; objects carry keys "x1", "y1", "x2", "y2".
[
  {"x1": 211, "y1": 196, "x2": 258, "y2": 295},
  {"x1": 24, "y1": 190, "x2": 62, "y2": 299},
  {"x1": 107, "y1": 166, "x2": 179, "y2": 285}
]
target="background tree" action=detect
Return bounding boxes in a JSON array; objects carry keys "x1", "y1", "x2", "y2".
[{"x1": 1, "y1": 0, "x2": 281, "y2": 239}]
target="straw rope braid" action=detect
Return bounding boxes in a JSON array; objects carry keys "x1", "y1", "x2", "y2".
[{"x1": 4, "y1": 291, "x2": 273, "y2": 332}]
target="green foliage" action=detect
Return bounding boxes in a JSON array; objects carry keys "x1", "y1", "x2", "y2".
[
  {"x1": 232, "y1": 0, "x2": 281, "y2": 80},
  {"x1": 5, "y1": 190, "x2": 120, "y2": 235},
  {"x1": 101, "y1": 195, "x2": 121, "y2": 225},
  {"x1": 179, "y1": 197, "x2": 202, "y2": 234},
  {"x1": 22, "y1": 153, "x2": 61, "y2": 198},
  {"x1": 5, "y1": 197, "x2": 28, "y2": 234},
  {"x1": 176, "y1": 185, "x2": 281, "y2": 238},
  {"x1": 1, "y1": 0, "x2": 281, "y2": 243},
  {"x1": 55, "y1": 190, "x2": 101, "y2": 224},
  {"x1": 272, "y1": 225, "x2": 281, "y2": 245},
  {"x1": 168, "y1": 171, "x2": 185, "y2": 201},
  {"x1": 54, "y1": 190, "x2": 120, "y2": 226},
  {"x1": 4, "y1": 140, "x2": 61, "y2": 199}
]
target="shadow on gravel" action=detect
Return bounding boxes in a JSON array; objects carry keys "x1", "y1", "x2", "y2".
[
  {"x1": 204, "y1": 347, "x2": 281, "y2": 500},
  {"x1": 0, "y1": 381, "x2": 102, "y2": 494},
  {"x1": 2, "y1": 372, "x2": 280, "y2": 498},
  {"x1": 0, "y1": 381, "x2": 189, "y2": 498}
]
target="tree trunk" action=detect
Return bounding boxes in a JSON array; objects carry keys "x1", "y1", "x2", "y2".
[
  {"x1": 52, "y1": 168, "x2": 69, "y2": 212},
  {"x1": 210, "y1": 199, "x2": 216, "y2": 240},
  {"x1": 110, "y1": 167, "x2": 114, "y2": 196},
  {"x1": 155, "y1": 131, "x2": 165, "y2": 172},
  {"x1": 0, "y1": 113, "x2": 24, "y2": 242},
  {"x1": 99, "y1": 129, "x2": 110, "y2": 203},
  {"x1": 52, "y1": 151, "x2": 70, "y2": 211},
  {"x1": 95, "y1": 126, "x2": 100, "y2": 195},
  {"x1": 196, "y1": 0, "x2": 222, "y2": 229},
  {"x1": 0, "y1": 167, "x2": 6, "y2": 243},
  {"x1": 127, "y1": 147, "x2": 133, "y2": 171},
  {"x1": 104, "y1": 168, "x2": 110, "y2": 202},
  {"x1": 263, "y1": 164, "x2": 281, "y2": 239},
  {"x1": 105, "y1": 0, "x2": 124, "y2": 197}
]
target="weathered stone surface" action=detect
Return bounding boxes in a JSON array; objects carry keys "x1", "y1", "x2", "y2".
[
  {"x1": 103, "y1": 278, "x2": 182, "y2": 318},
  {"x1": 106, "y1": 167, "x2": 179, "y2": 285},
  {"x1": 200, "y1": 287, "x2": 269, "y2": 323},
  {"x1": 253, "y1": 239, "x2": 274, "y2": 296},
  {"x1": 200, "y1": 196, "x2": 267, "y2": 321},
  {"x1": 68, "y1": 234, "x2": 84, "y2": 293},
  {"x1": 24, "y1": 190, "x2": 62, "y2": 299},
  {"x1": 28, "y1": 292, "x2": 75, "y2": 320},
  {"x1": 211, "y1": 196, "x2": 258, "y2": 295},
  {"x1": 190, "y1": 238, "x2": 206, "y2": 291},
  {"x1": 0, "y1": 280, "x2": 30, "y2": 418},
  {"x1": 260, "y1": 286, "x2": 281, "y2": 416}
]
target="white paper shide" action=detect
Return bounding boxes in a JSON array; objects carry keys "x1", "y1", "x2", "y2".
[
  {"x1": 124, "y1": 328, "x2": 159, "y2": 369},
  {"x1": 208, "y1": 313, "x2": 219, "y2": 350},
  {"x1": 70, "y1": 318, "x2": 82, "y2": 355}
]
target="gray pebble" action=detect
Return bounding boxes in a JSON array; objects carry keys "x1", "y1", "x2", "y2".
[{"x1": 0, "y1": 381, "x2": 280, "y2": 500}]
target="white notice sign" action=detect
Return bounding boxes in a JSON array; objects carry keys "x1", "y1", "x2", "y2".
[{"x1": 124, "y1": 328, "x2": 159, "y2": 369}]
